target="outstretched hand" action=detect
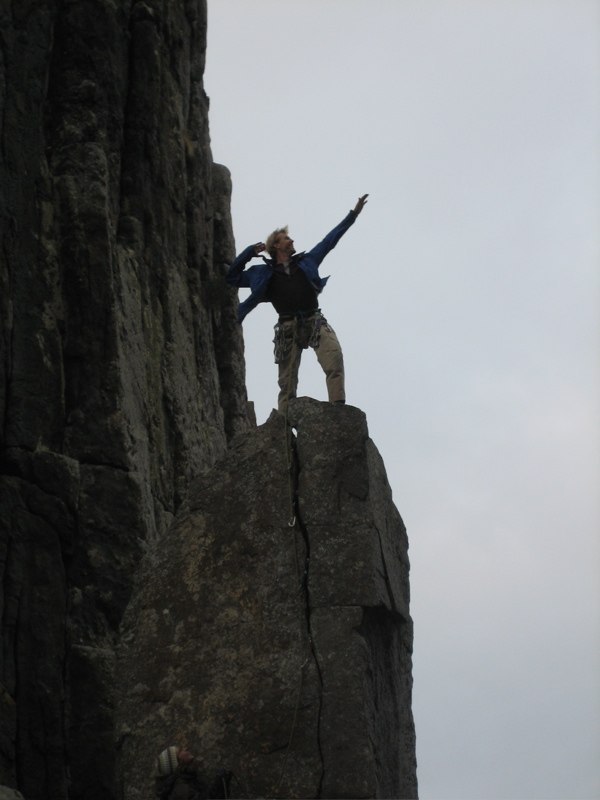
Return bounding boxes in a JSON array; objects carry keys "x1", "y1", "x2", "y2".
[
  {"x1": 353, "y1": 194, "x2": 369, "y2": 215},
  {"x1": 253, "y1": 242, "x2": 266, "y2": 255}
]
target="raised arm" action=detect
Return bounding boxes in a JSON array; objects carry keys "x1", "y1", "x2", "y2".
[
  {"x1": 225, "y1": 242, "x2": 265, "y2": 288},
  {"x1": 306, "y1": 194, "x2": 369, "y2": 266}
]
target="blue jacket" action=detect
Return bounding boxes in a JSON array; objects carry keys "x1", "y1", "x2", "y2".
[{"x1": 226, "y1": 210, "x2": 358, "y2": 322}]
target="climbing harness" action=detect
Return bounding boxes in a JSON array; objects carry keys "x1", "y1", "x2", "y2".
[
  {"x1": 308, "y1": 313, "x2": 325, "y2": 349},
  {"x1": 272, "y1": 309, "x2": 325, "y2": 364},
  {"x1": 272, "y1": 325, "x2": 288, "y2": 363}
]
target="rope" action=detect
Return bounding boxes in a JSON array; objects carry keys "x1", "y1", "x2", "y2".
[
  {"x1": 274, "y1": 320, "x2": 310, "y2": 796},
  {"x1": 282, "y1": 319, "x2": 298, "y2": 527},
  {"x1": 274, "y1": 654, "x2": 309, "y2": 796},
  {"x1": 275, "y1": 315, "x2": 331, "y2": 797}
]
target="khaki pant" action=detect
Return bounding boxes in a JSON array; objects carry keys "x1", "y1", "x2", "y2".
[{"x1": 275, "y1": 313, "x2": 345, "y2": 413}]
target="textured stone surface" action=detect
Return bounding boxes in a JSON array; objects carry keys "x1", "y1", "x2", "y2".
[
  {"x1": 0, "y1": 2, "x2": 418, "y2": 798},
  {"x1": 117, "y1": 398, "x2": 417, "y2": 799},
  {"x1": 0, "y1": 787, "x2": 26, "y2": 800},
  {"x1": 0, "y1": 2, "x2": 250, "y2": 798},
  {"x1": 289, "y1": 399, "x2": 416, "y2": 799}
]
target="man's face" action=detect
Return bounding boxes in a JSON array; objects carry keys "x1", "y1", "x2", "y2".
[
  {"x1": 274, "y1": 232, "x2": 295, "y2": 262},
  {"x1": 177, "y1": 748, "x2": 194, "y2": 765}
]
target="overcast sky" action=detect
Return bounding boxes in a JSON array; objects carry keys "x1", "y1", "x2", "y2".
[{"x1": 204, "y1": 2, "x2": 600, "y2": 798}]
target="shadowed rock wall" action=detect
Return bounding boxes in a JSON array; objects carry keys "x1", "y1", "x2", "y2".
[
  {"x1": 1, "y1": 4, "x2": 418, "y2": 799},
  {"x1": 0, "y1": 2, "x2": 251, "y2": 798},
  {"x1": 117, "y1": 398, "x2": 417, "y2": 799}
]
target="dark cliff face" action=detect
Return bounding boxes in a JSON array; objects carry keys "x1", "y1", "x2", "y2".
[
  {"x1": 0, "y1": 4, "x2": 417, "y2": 800},
  {"x1": 117, "y1": 399, "x2": 417, "y2": 800},
  {"x1": 0, "y1": 2, "x2": 251, "y2": 798}
]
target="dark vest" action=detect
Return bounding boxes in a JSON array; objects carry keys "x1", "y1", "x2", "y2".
[{"x1": 265, "y1": 261, "x2": 318, "y2": 314}]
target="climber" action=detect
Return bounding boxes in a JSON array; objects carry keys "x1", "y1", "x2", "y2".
[
  {"x1": 226, "y1": 194, "x2": 369, "y2": 413},
  {"x1": 154, "y1": 745, "x2": 232, "y2": 799}
]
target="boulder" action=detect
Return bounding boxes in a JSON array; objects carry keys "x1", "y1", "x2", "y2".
[{"x1": 116, "y1": 399, "x2": 417, "y2": 799}]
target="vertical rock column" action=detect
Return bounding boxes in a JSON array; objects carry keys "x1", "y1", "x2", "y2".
[
  {"x1": 116, "y1": 410, "x2": 323, "y2": 799},
  {"x1": 116, "y1": 399, "x2": 417, "y2": 799},
  {"x1": 0, "y1": 1, "x2": 250, "y2": 797},
  {"x1": 289, "y1": 398, "x2": 418, "y2": 799}
]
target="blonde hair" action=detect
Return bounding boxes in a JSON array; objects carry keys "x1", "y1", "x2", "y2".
[{"x1": 265, "y1": 226, "x2": 288, "y2": 259}]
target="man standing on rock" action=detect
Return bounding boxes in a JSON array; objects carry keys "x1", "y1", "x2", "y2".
[{"x1": 226, "y1": 194, "x2": 368, "y2": 413}]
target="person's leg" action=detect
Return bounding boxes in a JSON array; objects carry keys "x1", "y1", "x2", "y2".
[{"x1": 314, "y1": 321, "x2": 345, "y2": 403}]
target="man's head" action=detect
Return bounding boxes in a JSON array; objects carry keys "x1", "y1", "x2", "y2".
[
  {"x1": 156, "y1": 746, "x2": 179, "y2": 776},
  {"x1": 156, "y1": 746, "x2": 195, "y2": 776},
  {"x1": 266, "y1": 226, "x2": 295, "y2": 263}
]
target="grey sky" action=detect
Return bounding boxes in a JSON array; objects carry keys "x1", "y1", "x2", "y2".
[{"x1": 204, "y1": 2, "x2": 600, "y2": 797}]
